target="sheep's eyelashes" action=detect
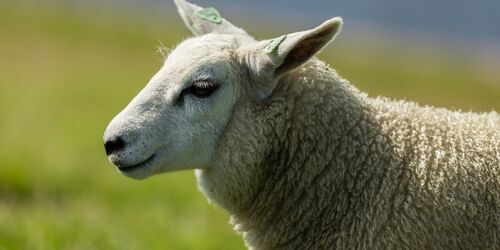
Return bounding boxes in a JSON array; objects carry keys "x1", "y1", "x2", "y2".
[{"x1": 187, "y1": 80, "x2": 219, "y2": 98}]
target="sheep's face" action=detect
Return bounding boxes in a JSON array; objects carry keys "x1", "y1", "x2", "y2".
[
  {"x1": 104, "y1": 0, "x2": 342, "y2": 179},
  {"x1": 103, "y1": 35, "x2": 244, "y2": 179}
]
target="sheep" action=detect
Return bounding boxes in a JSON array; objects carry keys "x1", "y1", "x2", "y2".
[{"x1": 103, "y1": 0, "x2": 500, "y2": 249}]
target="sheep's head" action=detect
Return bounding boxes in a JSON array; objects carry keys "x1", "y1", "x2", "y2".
[{"x1": 103, "y1": 0, "x2": 342, "y2": 179}]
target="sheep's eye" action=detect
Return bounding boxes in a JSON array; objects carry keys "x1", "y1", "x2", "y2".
[{"x1": 187, "y1": 80, "x2": 219, "y2": 98}]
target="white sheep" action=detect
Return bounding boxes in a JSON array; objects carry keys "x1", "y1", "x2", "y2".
[{"x1": 103, "y1": 0, "x2": 500, "y2": 249}]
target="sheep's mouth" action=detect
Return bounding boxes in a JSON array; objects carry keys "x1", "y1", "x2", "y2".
[{"x1": 118, "y1": 154, "x2": 156, "y2": 173}]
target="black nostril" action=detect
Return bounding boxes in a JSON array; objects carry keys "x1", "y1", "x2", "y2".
[{"x1": 104, "y1": 136, "x2": 125, "y2": 156}]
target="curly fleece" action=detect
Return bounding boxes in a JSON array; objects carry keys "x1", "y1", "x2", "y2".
[{"x1": 196, "y1": 59, "x2": 500, "y2": 249}]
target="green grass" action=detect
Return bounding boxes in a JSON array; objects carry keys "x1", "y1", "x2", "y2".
[{"x1": 0, "y1": 3, "x2": 498, "y2": 250}]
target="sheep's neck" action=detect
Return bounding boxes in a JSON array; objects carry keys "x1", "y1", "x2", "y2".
[{"x1": 228, "y1": 61, "x2": 393, "y2": 249}]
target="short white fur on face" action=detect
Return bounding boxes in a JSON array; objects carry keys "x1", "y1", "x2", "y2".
[
  {"x1": 103, "y1": 0, "x2": 342, "y2": 179},
  {"x1": 104, "y1": 35, "x2": 243, "y2": 179}
]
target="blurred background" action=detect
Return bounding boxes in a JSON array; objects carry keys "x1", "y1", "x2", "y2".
[{"x1": 0, "y1": 0, "x2": 498, "y2": 249}]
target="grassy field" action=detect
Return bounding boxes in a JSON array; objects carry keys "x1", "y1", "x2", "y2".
[{"x1": 0, "y1": 3, "x2": 498, "y2": 250}]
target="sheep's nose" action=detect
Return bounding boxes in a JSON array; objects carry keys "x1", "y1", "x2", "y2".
[{"x1": 104, "y1": 136, "x2": 125, "y2": 156}]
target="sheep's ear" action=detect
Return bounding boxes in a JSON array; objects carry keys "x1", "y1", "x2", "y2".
[
  {"x1": 174, "y1": 0, "x2": 248, "y2": 36},
  {"x1": 241, "y1": 17, "x2": 342, "y2": 99}
]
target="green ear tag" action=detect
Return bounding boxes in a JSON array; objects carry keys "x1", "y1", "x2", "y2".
[
  {"x1": 195, "y1": 7, "x2": 223, "y2": 24},
  {"x1": 264, "y1": 35, "x2": 287, "y2": 55}
]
